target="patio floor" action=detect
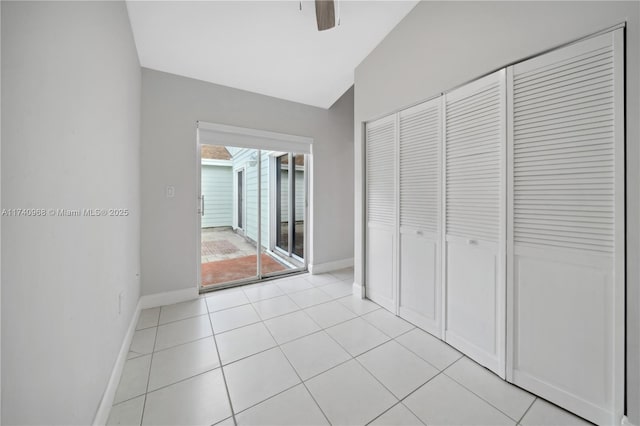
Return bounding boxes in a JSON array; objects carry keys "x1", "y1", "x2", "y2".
[
  {"x1": 201, "y1": 254, "x2": 286, "y2": 286},
  {"x1": 201, "y1": 227, "x2": 288, "y2": 287},
  {"x1": 201, "y1": 227, "x2": 256, "y2": 264}
]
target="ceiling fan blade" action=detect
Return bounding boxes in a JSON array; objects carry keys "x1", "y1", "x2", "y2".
[{"x1": 315, "y1": 0, "x2": 335, "y2": 31}]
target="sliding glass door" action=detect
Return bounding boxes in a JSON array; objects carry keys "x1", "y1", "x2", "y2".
[
  {"x1": 199, "y1": 144, "x2": 307, "y2": 291},
  {"x1": 273, "y1": 152, "x2": 305, "y2": 263}
]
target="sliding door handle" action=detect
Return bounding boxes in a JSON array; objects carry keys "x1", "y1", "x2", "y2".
[{"x1": 200, "y1": 195, "x2": 205, "y2": 217}]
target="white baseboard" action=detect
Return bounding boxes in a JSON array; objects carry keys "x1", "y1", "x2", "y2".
[
  {"x1": 352, "y1": 281, "x2": 365, "y2": 298},
  {"x1": 622, "y1": 416, "x2": 638, "y2": 426},
  {"x1": 139, "y1": 286, "x2": 199, "y2": 309},
  {"x1": 93, "y1": 300, "x2": 142, "y2": 426},
  {"x1": 308, "y1": 257, "x2": 354, "y2": 275}
]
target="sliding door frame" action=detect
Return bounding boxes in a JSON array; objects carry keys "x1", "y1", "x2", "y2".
[{"x1": 196, "y1": 122, "x2": 313, "y2": 293}]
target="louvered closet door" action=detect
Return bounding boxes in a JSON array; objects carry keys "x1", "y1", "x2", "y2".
[
  {"x1": 366, "y1": 114, "x2": 397, "y2": 312},
  {"x1": 507, "y1": 29, "x2": 624, "y2": 425},
  {"x1": 444, "y1": 70, "x2": 506, "y2": 377},
  {"x1": 398, "y1": 98, "x2": 442, "y2": 336}
]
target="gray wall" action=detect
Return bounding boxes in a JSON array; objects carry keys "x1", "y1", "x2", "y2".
[
  {"x1": 141, "y1": 70, "x2": 354, "y2": 296},
  {"x1": 1, "y1": 2, "x2": 141, "y2": 424},
  {"x1": 353, "y1": 1, "x2": 639, "y2": 422}
]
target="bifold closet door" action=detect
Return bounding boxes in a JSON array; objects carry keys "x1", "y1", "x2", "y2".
[
  {"x1": 366, "y1": 114, "x2": 397, "y2": 312},
  {"x1": 398, "y1": 98, "x2": 442, "y2": 336},
  {"x1": 444, "y1": 70, "x2": 506, "y2": 377},
  {"x1": 507, "y1": 29, "x2": 624, "y2": 424}
]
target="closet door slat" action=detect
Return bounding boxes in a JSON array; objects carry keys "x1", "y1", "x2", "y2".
[{"x1": 366, "y1": 117, "x2": 396, "y2": 226}]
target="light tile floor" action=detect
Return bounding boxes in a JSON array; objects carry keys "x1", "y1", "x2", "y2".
[{"x1": 108, "y1": 268, "x2": 592, "y2": 426}]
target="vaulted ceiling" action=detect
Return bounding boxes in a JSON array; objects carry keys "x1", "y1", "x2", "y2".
[{"x1": 126, "y1": 1, "x2": 418, "y2": 108}]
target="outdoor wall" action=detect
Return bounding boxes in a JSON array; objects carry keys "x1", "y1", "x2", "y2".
[
  {"x1": 1, "y1": 1, "x2": 141, "y2": 424},
  {"x1": 229, "y1": 147, "x2": 263, "y2": 244},
  {"x1": 141, "y1": 70, "x2": 354, "y2": 295},
  {"x1": 201, "y1": 164, "x2": 233, "y2": 228},
  {"x1": 353, "y1": 1, "x2": 640, "y2": 422}
]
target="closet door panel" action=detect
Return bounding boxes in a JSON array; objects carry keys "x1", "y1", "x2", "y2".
[
  {"x1": 400, "y1": 232, "x2": 438, "y2": 333},
  {"x1": 446, "y1": 238, "x2": 498, "y2": 356},
  {"x1": 367, "y1": 224, "x2": 396, "y2": 311},
  {"x1": 398, "y1": 99, "x2": 442, "y2": 335},
  {"x1": 513, "y1": 248, "x2": 611, "y2": 410},
  {"x1": 508, "y1": 29, "x2": 624, "y2": 425},
  {"x1": 366, "y1": 114, "x2": 397, "y2": 312},
  {"x1": 444, "y1": 70, "x2": 506, "y2": 377}
]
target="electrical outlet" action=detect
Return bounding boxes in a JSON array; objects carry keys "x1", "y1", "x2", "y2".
[
  {"x1": 118, "y1": 291, "x2": 124, "y2": 315},
  {"x1": 166, "y1": 185, "x2": 175, "y2": 198}
]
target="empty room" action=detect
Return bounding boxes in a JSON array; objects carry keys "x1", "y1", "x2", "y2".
[{"x1": 1, "y1": 1, "x2": 639, "y2": 425}]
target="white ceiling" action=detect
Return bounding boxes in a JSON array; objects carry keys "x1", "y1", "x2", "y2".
[{"x1": 126, "y1": 1, "x2": 418, "y2": 108}]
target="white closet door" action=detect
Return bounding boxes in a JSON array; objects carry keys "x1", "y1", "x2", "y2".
[
  {"x1": 444, "y1": 70, "x2": 506, "y2": 377},
  {"x1": 507, "y1": 29, "x2": 624, "y2": 425},
  {"x1": 398, "y1": 98, "x2": 442, "y2": 336},
  {"x1": 366, "y1": 114, "x2": 397, "y2": 312}
]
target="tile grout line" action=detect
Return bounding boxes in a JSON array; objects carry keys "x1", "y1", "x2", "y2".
[
  {"x1": 138, "y1": 310, "x2": 161, "y2": 426},
  {"x1": 114, "y1": 274, "x2": 354, "y2": 420},
  {"x1": 120, "y1": 274, "x2": 358, "y2": 422},
  {"x1": 353, "y1": 335, "x2": 439, "y2": 403},
  {"x1": 365, "y1": 400, "x2": 427, "y2": 426},
  {"x1": 442, "y1": 362, "x2": 533, "y2": 423},
  {"x1": 149, "y1": 274, "x2": 461, "y2": 422},
  {"x1": 213, "y1": 293, "x2": 387, "y2": 373},
  {"x1": 206, "y1": 301, "x2": 239, "y2": 426},
  {"x1": 517, "y1": 397, "x2": 537, "y2": 424},
  {"x1": 210, "y1": 303, "x2": 263, "y2": 335},
  {"x1": 207, "y1": 283, "x2": 354, "y2": 324},
  {"x1": 127, "y1": 322, "x2": 500, "y2": 426},
  {"x1": 216, "y1": 312, "x2": 356, "y2": 375},
  {"x1": 392, "y1": 332, "x2": 458, "y2": 372},
  {"x1": 213, "y1": 274, "x2": 352, "y2": 418},
  {"x1": 230, "y1": 381, "x2": 303, "y2": 419},
  {"x1": 396, "y1": 367, "x2": 451, "y2": 419},
  {"x1": 149, "y1": 333, "x2": 213, "y2": 357},
  {"x1": 354, "y1": 311, "x2": 415, "y2": 341},
  {"x1": 315, "y1": 317, "x2": 420, "y2": 424},
  {"x1": 133, "y1": 274, "x2": 580, "y2": 426},
  {"x1": 388, "y1": 353, "x2": 471, "y2": 424},
  {"x1": 133, "y1": 282, "x2": 397, "y2": 385},
  {"x1": 144, "y1": 298, "x2": 208, "y2": 328},
  {"x1": 211, "y1": 286, "x2": 376, "y2": 422},
  {"x1": 260, "y1": 318, "x2": 333, "y2": 426},
  {"x1": 251, "y1": 276, "x2": 348, "y2": 302},
  {"x1": 124, "y1": 365, "x2": 220, "y2": 401},
  {"x1": 298, "y1": 353, "x2": 354, "y2": 383},
  {"x1": 387, "y1": 322, "x2": 545, "y2": 424},
  {"x1": 336, "y1": 317, "x2": 455, "y2": 423}
]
